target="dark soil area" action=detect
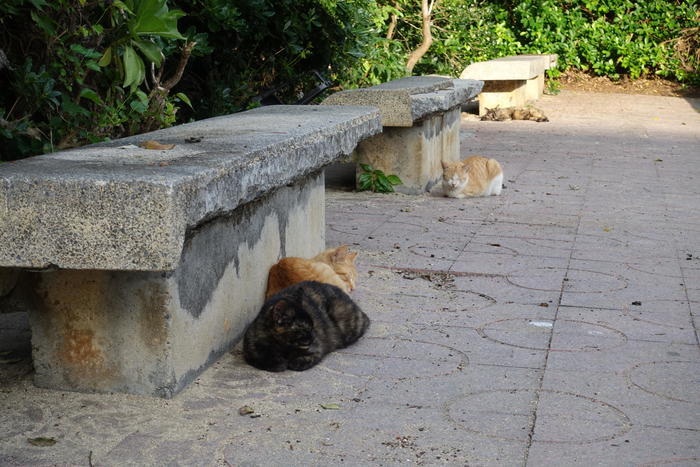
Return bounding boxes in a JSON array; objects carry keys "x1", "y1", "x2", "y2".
[{"x1": 553, "y1": 70, "x2": 700, "y2": 98}]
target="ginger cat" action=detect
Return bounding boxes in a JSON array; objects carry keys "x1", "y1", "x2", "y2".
[
  {"x1": 441, "y1": 156, "x2": 503, "y2": 198},
  {"x1": 265, "y1": 245, "x2": 359, "y2": 298}
]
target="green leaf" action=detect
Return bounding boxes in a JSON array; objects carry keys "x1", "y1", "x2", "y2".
[
  {"x1": 174, "y1": 92, "x2": 193, "y2": 109},
  {"x1": 30, "y1": 10, "x2": 56, "y2": 35},
  {"x1": 112, "y1": 1, "x2": 134, "y2": 14},
  {"x1": 132, "y1": 0, "x2": 185, "y2": 40},
  {"x1": 386, "y1": 174, "x2": 403, "y2": 185},
  {"x1": 98, "y1": 47, "x2": 112, "y2": 67},
  {"x1": 27, "y1": 437, "x2": 56, "y2": 447},
  {"x1": 320, "y1": 403, "x2": 340, "y2": 410},
  {"x1": 375, "y1": 176, "x2": 394, "y2": 193},
  {"x1": 132, "y1": 39, "x2": 163, "y2": 66},
  {"x1": 358, "y1": 173, "x2": 373, "y2": 191},
  {"x1": 359, "y1": 163, "x2": 373, "y2": 173},
  {"x1": 69, "y1": 44, "x2": 102, "y2": 59},
  {"x1": 122, "y1": 45, "x2": 141, "y2": 88},
  {"x1": 78, "y1": 88, "x2": 102, "y2": 105}
]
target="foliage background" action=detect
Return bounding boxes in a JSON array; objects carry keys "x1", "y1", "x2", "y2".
[{"x1": 1, "y1": 0, "x2": 697, "y2": 161}]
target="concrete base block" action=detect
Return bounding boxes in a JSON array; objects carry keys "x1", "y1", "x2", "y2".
[
  {"x1": 525, "y1": 74, "x2": 545, "y2": 101},
  {"x1": 12, "y1": 172, "x2": 325, "y2": 398},
  {"x1": 354, "y1": 107, "x2": 461, "y2": 194},
  {"x1": 478, "y1": 80, "x2": 528, "y2": 115}
]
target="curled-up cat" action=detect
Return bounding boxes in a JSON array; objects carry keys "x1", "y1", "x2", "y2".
[
  {"x1": 441, "y1": 155, "x2": 503, "y2": 198},
  {"x1": 265, "y1": 245, "x2": 358, "y2": 299},
  {"x1": 481, "y1": 106, "x2": 549, "y2": 122},
  {"x1": 243, "y1": 281, "x2": 370, "y2": 372}
]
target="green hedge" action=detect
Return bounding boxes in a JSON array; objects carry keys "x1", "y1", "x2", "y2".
[{"x1": 1, "y1": 0, "x2": 697, "y2": 161}]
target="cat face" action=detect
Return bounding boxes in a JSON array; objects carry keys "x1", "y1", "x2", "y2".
[
  {"x1": 269, "y1": 300, "x2": 315, "y2": 348},
  {"x1": 441, "y1": 161, "x2": 469, "y2": 191},
  {"x1": 326, "y1": 246, "x2": 359, "y2": 291}
]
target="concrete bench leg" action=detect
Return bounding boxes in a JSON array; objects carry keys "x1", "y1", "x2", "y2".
[
  {"x1": 478, "y1": 80, "x2": 527, "y2": 115},
  {"x1": 525, "y1": 74, "x2": 545, "y2": 102},
  {"x1": 353, "y1": 107, "x2": 461, "y2": 194},
  {"x1": 11, "y1": 172, "x2": 325, "y2": 398}
]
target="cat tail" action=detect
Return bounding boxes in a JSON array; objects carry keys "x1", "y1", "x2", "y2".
[{"x1": 486, "y1": 158, "x2": 503, "y2": 177}]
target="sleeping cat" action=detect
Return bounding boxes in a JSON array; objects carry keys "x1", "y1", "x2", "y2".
[
  {"x1": 441, "y1": 156, "x2": 503, "y2": 198},
  {"x1": 481, "y1": 106, "x2": 549, "y2": 122},
  {"x1": 243, "y1": 281, "x2": 370, "y2": 372},
  {"x1": 265, "y1": 245, "x2": 358, "y2": 298}
]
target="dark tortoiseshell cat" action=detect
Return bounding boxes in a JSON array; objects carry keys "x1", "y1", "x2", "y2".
[{"x1": 243, "y1": 281, "x2": 370, "y2": 372}]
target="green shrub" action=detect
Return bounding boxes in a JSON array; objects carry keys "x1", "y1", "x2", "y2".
[{"x1": 0, "y1": 0, "x2": 189, "y2": 161}]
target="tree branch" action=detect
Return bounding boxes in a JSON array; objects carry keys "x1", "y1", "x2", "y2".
[{"x1": 406, "y1": 0, "x2": 438, "y2": 74}]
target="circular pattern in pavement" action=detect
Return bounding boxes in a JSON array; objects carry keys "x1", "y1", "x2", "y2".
[
  {"x1": 477, "y1": 318, "x2": 627, "y2": 352},
  {"x1": 320, "y1": 337, "x2": 468, "y2": 379},
  {"x1": 446, "y1": 389, "x2": 631, "y2": 444},
  {"x1": 627, "y1": 361, "x2": 700, "y2": 404},
  {"x1": 506, "y1": 267, "x2": 627, "y2": 293}
]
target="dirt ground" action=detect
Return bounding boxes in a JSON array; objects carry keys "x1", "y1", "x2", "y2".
[{"x1": 553, "y1": 69, "x2": 700, "y2": 98}]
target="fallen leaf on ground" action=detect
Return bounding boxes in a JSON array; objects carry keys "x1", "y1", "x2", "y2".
[
  {"x1": 0, "y1": 358, "x2": 22, "y2": 364},
  {"x1": 140, "y1": 140, "x2": 175, "y2": 150},
  {"x1": 631, "y1": 301, "x2": 642, "y2": 306},
  {"x1": 28, "y1": 437, "x2": 56, "y2": 447},
  {"x1": 238, "y1": 405, "x2": 255, "y2": 416},
  {"x1": 538, "y1": 302, "x2": 549, "y2": 307},
  {"x1": 488, "y1": 243, "x2": 501, "y2": 247},
  {"x1": 569, "y1": 185, "x2": 581, "y2": 190},
  {"x1": 320, "y1": 403, "x2": 341, "y2": 410},
  {"x1": 654, "y1": 158, "x2": 663, "y2": 162},
  {"x1": 602, "y1": 226, "x2": 612, "y2": 232},
  {"x1": 185, "y1": 136, "x2": 202, "y2": 143}
]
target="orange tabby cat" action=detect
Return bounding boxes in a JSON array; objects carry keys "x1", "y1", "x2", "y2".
[
  {"x1": 265, "y1": 245, "x2": 359, "y2": 298},
  {"x1": 441, "y1": 156, "x2": 503, "y2": 198}
]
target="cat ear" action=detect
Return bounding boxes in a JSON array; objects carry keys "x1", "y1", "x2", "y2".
[
  {"x1": 441, "y1": 160, "x2": 450, "y2": 170},
  {"x1": 332, "y1": 245, "x2": 349, "y2": 261}
]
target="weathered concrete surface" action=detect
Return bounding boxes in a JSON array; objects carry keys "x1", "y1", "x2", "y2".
[
  {"x1": 460, "y1": 55, "x2": 549, "y2": 80},
  {"x1": 322, "y1": 76, "x2": 480, "y2": 127},
  {"x1": 0, "y1": 105, "x2": 380, "y2": 271},
  {"x1": 354, "y1": 108, "x2": 461, "y2": 194},
  {"x1": 16, "y1": 172, "x2": 326, "y2": 398},
  {"x1": 461, "y1": 55, "x2": 556, "y2": 114},
  {"x1": 1, "y1": 91, "x2": 699, "y2": 465},
  {"x1": 325, "y1": 77, "x2": 481, "y2": 194}
]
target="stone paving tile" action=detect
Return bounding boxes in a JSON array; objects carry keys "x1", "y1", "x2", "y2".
[{"x1": 2, "y1": 91, "x2": 699, "y2": 466}]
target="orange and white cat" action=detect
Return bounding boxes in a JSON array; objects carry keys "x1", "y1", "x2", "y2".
[
  {"x1": 441, "y1": 156, "x2": 503, "y2": 198},
  {"x1": 265, "y1": 245, "x2": 359, "y2": 298}
]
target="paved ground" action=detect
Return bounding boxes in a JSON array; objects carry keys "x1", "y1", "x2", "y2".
[{"x1": 1, "y1": 91, "x2": 699, "y2": 466}]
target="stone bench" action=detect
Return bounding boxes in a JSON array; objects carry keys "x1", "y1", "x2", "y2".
[
  {"x1": 459, "y1": 54, "x2": 558, "y2": 115},
  {"x1": 0, "y1": 105, "x2": 381, "y2": 398},
  {"x1": 322, "y1": 76, "x2": 483, "y2": 194}
]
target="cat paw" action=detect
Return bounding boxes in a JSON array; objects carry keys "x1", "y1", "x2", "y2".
[{"x1": 288, "y1": 358, "x2": 319, "y2": 371}]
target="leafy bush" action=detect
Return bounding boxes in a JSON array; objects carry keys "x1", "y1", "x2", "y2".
[
  {"x1": 358, "y1": 163, "x2": 403, "y2": 193},
  {"x1": 172, "y1": 0, "x2": 380, "y2": 118},
  {"x1": 0, "y1": 0, "x2": 190, "y2": 161}
]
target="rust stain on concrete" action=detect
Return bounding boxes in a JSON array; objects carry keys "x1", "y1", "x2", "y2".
[
  {"x1": 137, "y1": 282, "x2": 170, "y2": 353},
  {"x1": 35, "y1": 270, "x2": 118, "y2": 388}
]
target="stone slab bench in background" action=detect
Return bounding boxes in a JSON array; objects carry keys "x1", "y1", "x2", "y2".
[
  {"x1": 0, "y1": 105, "x2": 381, "y2": 398},
  {"x1": 322, "y1": 76, "x2": 483, "y2": 194},
  {"x1": 460, "y1": 54, "x2": 558, "y2": 115}
]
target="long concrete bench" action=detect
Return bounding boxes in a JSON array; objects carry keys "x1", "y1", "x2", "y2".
[
  {"x1": 322, "y1": 76, "x2": 483, "y2": 194},
  {"x1": 459, "y1": 54, "x2": 558, "y2": 115},
  {"x1": 0, "y1": 105, "x2": 381, "y2": 398}
]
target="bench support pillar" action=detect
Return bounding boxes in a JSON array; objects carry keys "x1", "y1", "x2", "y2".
[
  {"x1": 478, "y1": 80, "x2": 528, "y2": 115},
  {"x1": 10, "y1": 172, "x2": 325, "y2": 398},
  {"x1": 353, "y1": 107, "x2": 461, "y2": 194}
]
